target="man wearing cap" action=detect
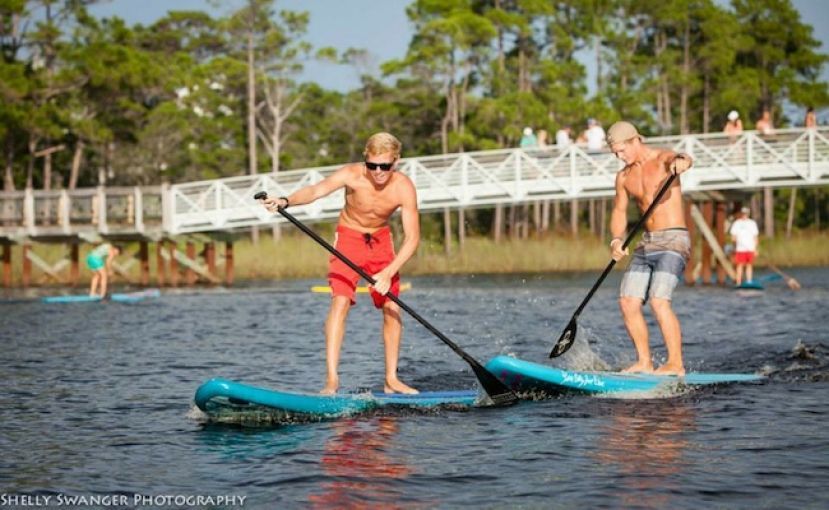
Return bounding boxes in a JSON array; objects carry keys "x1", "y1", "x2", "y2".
[
  {"x1": 729, "y1": 206, "x2": 760, "y2": 286},
  {"x1": 607, "y1": 121, "x2": 693, "y2": 376},
  {"x1": 724, "y1": 110, "x2": 743, "y2": 142}
]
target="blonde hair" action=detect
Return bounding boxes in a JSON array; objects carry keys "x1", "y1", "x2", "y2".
[{"x1": 364, "y1": 132, "x2": 402, "y2": 158}]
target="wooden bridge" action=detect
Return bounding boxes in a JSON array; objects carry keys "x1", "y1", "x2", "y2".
[{"x1": 1, "y1": 127, "x2": 827, "y2": 287}]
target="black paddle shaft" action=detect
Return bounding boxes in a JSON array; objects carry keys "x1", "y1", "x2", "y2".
[
  {"x1": 254, "y1": 192, "x2": 518, "y2": 406},
  {"x1": 550, "y1": 172, "x2": 678, "y2": 358}
]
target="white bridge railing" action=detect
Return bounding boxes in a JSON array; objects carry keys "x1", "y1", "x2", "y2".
[
  {"x1": 1, "y1": 128, "x2": 827, "y2": 238},
  {"x1": 166, "y1": 127, "x2": 829, "y2": 234}
]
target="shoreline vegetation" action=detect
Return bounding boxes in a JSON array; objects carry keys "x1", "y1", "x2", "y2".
[{"x1": 5, "y1": 230, "x2": 829, "y2": 287}]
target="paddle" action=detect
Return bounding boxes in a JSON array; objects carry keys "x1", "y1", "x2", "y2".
[
  {"x1": 549, "y1": 172, "x2": 678, "y2": 358},
  {"x1": 767, "y1": 264, "x2": 801, "y2": 290},
  {"x1": 253, "y1": 191, "x2": 518, "y2": 406}
]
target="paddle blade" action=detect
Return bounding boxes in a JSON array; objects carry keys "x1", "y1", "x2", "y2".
[
  {"x1": 470, "y1": 364, "x2": 518, "y2": 406},
  {"x1": 550, "y1": 317, "x2": 578, "y2": 358}
]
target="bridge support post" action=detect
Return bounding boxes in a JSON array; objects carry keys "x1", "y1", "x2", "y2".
[
  {"x1": 715, "y1": 202, "x2": 728, "y2": 285},
  {"x1": 70, "y1": 243, "x2": 79, "y2": 287},
  {"x1": 458, "y1": 208, "x2": 465, "y2": 251},
  {"x1": 225, "y1": 241, "x2": 234, "y2": 286},
  {"x1": 443, "y1": 208, "x2": 452, "y2": 255},
  {"x1": 204, "y1": 242, "x2": 216, "y2": 282},
  {"x1": 701, "y1": 202, "x2": 714, "y2": 285},
  {"x1": 156, "y1": 241, "x2": 166, "y2": 287},
  {"x1": 684, "y1": 202, "x2": 695, "y2": 286},
  {"x1": 2, "y1": 243, "x2": 10, "y2": 288},
  {"x1": 22, "y1": 244, "x2": 31, "y2": 288},
  {"x1": 185, "y1": 241, "x2": 196, "y2": 285},
  {"x1": 492, "y1": 205, "x2": 503, "y2": 243},
  {"x1": 169, "y1": 241, "x2": 179, "y2": 287},
  {"x1": 570, "y1": 199, "x2": 578, "y2": 236},
  {"x1": 139, "y1": 241, "x2": 149, "y2": 286}
]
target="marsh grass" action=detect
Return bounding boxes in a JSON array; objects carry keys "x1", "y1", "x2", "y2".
[{"x1": 4, "y1": 229, "x2": 828, "y2": 285}]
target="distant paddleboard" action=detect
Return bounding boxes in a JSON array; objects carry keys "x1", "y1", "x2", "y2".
[
  {"x1": 194, "y1": 378, "x2": 477, "y2": 424},
  {"x1": 310, "y1": 282, "x2": 412, "y2": 294},
  {"x1": 485, "y1": 355, "x2": 765, "y2": 395},
  {"x1": 42, "y1": 289, "x2": 161, "y2": 304},
  {"x1": 734, "y1": 281, "x2": 764, "y2": 290}
]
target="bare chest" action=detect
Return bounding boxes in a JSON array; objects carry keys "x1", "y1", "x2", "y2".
[
  {"x1": 345, "y1": 185, "x2": 400, "y2": 220},
  {"x1": 622, "y1": 160, "x2": 667, "y2": 203}
]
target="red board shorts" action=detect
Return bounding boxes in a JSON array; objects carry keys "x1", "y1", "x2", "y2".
[
  {"x1": 734, "y1": 251, "x2": 755, "y2": 264},
  {"x1": 328, "y1": 225, "x2": 400, "y2": 308}
]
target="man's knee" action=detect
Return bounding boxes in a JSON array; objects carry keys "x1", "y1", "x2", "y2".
[
  {"x1": 382, "y1": 301, "x2": 401, "y2": 320},
  {"x1": 329, "y1": 296, "x2": 351, "y2": 314},
  {"x1": 649, "y1": 297, "x2": 674, "y2": 316},
  {"x1": 619, "y1": 296, "x2": 642, "y2": 316}
]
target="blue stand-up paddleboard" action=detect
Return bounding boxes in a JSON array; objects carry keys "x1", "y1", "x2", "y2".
[
  {"x1": 195, "y1": 378, "x2": 479, "y2": 424},
  {"x1": 194, "y1": 356, "x2": 764, "y2": 423},
  {"x1": 42, "y1": 289, "x2": 161, "y2": 304},
  {"x1": 485, "y1": 355, "x2": 765, "y2": 395}
]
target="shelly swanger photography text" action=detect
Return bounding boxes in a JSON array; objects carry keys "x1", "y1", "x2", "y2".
[{"x1": 0, "y1": 493, "x2": 247, "y2": 508}]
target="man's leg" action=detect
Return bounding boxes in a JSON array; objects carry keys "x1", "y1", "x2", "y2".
[
  {"x1": 619, "y1": 296, "x2": 653, "y2": 373},
  {"x1": 735, "y1": 263, "x2": 744, "y2": 285},
  {"x1": 99, "y1": 271, "x2": 108, "y2": 297},
  {"x1": 746, "y1": 261, "x2": 754, "y2": 283},
  {"x1": 650, "y1": 297, "x2": 685, "y2": 376},
  {"x1": 89, "y1": 271, "x2": 100, "y2": 296},
  {"x1": 381, "y1": 300, "x2": 417, "y2": 394},
  {"x1": 322, "y1": 295, "x2": 351, "y2": 394}
]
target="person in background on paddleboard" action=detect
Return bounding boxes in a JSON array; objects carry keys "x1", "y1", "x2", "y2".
[
  {"x1": 729, "y1": 206, "x2": 760, "y2": 286},
  {"x1": 607, "y1": 121, "x2": 693, "y2": 376},
  {"x1": 260, "y1": 132, "x2": 419, "y2": 395},
  {"x1": 87, "y1": 243, "x2": 122, "y2": 298}
]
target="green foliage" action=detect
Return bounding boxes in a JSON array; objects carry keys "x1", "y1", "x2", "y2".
[{"x1": 0, "y1": 0, "x2": 825, "y2": 240}]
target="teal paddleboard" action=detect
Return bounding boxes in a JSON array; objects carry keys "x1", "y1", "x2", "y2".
[
  {"x1": 485, "y1": 355, "x2": 765, "y2": 395},
  {"x1": 42, "y1": 289, "x2": 161, "y2": 304},
  {"x1": 195, "y1": 356, "x2": 765, "y2": 422},
  {"x1": 195, "y1": 378, "x2": 479, "y2": 423},
  {"x1": 734, "y1": 281, "x2": 764, "y2": 290}
]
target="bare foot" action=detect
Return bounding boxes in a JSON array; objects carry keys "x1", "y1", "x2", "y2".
[
  {"x1": 319, "y1": 378, "x2": 339, "y2": 395},
  {"x1": 383, "y1": 378, "x2": 419, "y2": 394},
  {"x1": 622, "y1": 361, "x2": 654, "y2": 374},
  {"x1": 654, "y1": 363, "x2": 685, "y2": 377}
]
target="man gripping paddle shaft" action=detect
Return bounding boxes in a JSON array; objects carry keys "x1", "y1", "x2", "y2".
[
  {"x1": 260, "y1": 132, "x2": 419, "y2": 395},
  {"x1": 607, "y1": 121, "x2": 693, "y2": 376}
]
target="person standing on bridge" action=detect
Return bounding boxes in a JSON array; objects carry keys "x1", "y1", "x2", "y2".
[
  {"x1": 606, "y1": 121, "x2": 693, "y2": 376},
  {"x1": 87, "y1": 243, "x2": 122, "y2": 298},
  {"x1": 259, "y1": 132, "x2": 419, "y2": 395}
]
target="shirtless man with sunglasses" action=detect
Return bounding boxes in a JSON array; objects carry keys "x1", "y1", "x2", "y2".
[{"x1": 261, "y1": 132, "x2": 420, "y2": 395}]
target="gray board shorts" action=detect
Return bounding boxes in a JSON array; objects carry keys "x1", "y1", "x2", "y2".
[{"x1": 620, "y1": 228, "x2": 691, "y2": 302}]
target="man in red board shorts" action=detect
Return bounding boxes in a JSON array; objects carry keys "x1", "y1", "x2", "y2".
[
  {"x1": 729, "y1": 206, "x2": 759, "y2": 286},
  {"x1": 261, "y1": 132, "x2": 419, "y2": 395}
]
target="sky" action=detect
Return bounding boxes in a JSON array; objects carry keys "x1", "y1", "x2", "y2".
[
  {"x1": 88, "y1": 0, "x2": 828, "y2": 105},
  {"x1": 88, "y1": 0, "x2": 412, "y2": 92}
]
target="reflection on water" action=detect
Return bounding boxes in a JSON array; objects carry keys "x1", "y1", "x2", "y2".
[
  {"x1": 309, "y1": 417, "x2": 412, "y2": 509},
  {"x1": 594, "y1": 400, "x2": 696, "y2": 509}
]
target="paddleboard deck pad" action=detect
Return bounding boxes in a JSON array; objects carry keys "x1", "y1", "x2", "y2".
[
  {"x1": 42, "y1": 289, "x2": 161, "y2": 304},
  {"x1": 195, "y1": 378, "x2": 479, "y2": 424},
  {"x1": 485, "y1": 355, "x2": 765, "y2": 395}
]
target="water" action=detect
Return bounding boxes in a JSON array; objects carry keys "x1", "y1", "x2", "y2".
[{"x1": 1, "y1": 269, "x2": 828, "y2": 509}]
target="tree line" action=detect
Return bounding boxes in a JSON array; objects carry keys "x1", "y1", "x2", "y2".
[{"x1": 1, "y1": 0, "x2": 827, "y2": 232}]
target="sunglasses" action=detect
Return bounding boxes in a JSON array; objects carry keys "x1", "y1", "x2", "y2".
[{"x1": 365, "y1": 160, "x2": 395, "y2": 171}]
